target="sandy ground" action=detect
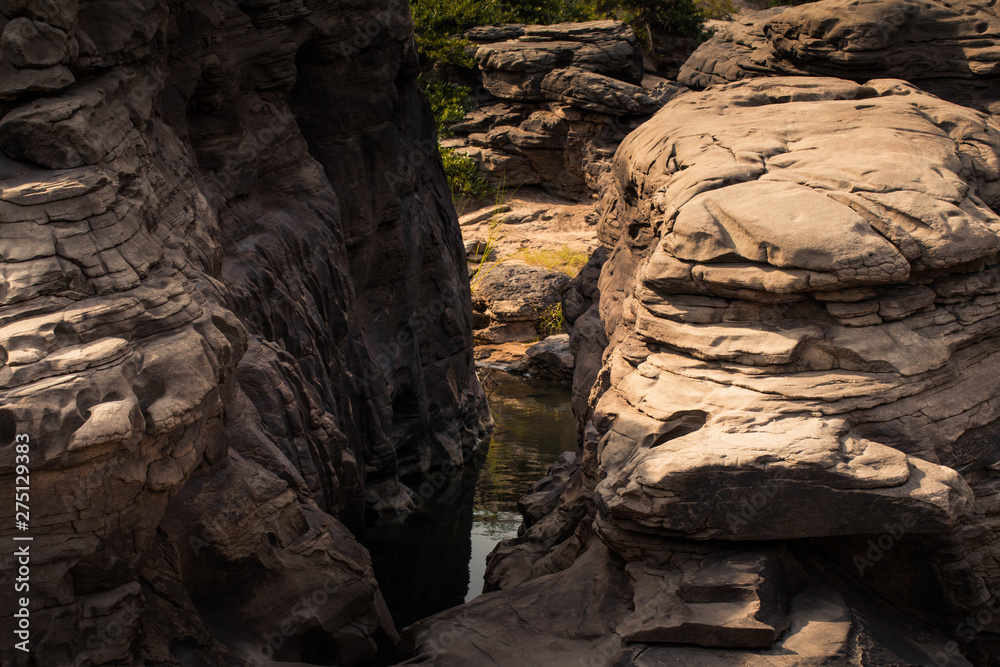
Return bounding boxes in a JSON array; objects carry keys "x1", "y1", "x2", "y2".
[
  {"x1": 459, "y1": 187, "x2": 601, "y2": 370},
  {"x1": 457, "y1": 186, "x2": 600, "y2": 265}
]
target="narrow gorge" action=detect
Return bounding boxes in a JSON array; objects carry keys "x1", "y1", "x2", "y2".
[{"x1": 2, "y1": 0, "x2": 1000, "y2": 666}]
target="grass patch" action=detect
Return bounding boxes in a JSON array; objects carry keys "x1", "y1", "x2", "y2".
[
  {"x1": 470, "y1": 195, "x2": 509, "y2": 292},
  {"x1": 516, "y1": 247, "x2": 590, "y2": 277},
  {"x1": 537, "y1": 303, "x2": 567, "y2": 337}
]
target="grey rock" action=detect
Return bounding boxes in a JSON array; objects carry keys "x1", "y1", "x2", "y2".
[
  {"x1": 465, "y1": 239, "x2": 498, "y2": 262},
  {"x1": 475, "y1": 20, "x2": 642, "y2": 102},
  {"x1": 679, "y1": 0, "x2": 1000, "y2": 115},
  {"x1": 541, "y1": 67, "x2": 665, "y2": 116},
  {"x1": 0, "y1": 0, "x2": 489, "y2": 664},
  {"x1": 464, "y1": 24, "x2": 526, "y2": 43},
  {"x1": 474, "y1": 262, "x2": 569, "y2": 310},
  {"x1": 517, "y1": 333, "x2": 574, "y2": 382},
  {"x1": 1, "y1": 17, "x2": 75, "y2": 68},
  {"x1": 0, "y1": 61, "x2": 74, "y2": 99},
  {"x1": 450, "y1": 21, "x2": 676, "y2": 200},
  {"x1": 472, "y1": 263, "x2": 569, "y2": 344},
  {"x1": 407, "y1": 76, "x2": 1000, "y2": 665}
]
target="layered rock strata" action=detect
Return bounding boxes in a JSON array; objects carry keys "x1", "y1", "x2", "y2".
[
  {"x1": 0, "y1": 0, "x2": 487, "y2": 665},
  {"x1": 445, "y1": 21, "x2": 684, "y2": 200},
  {"x1": 405, "y1": 77, "x2": 1000, "y2": 665},
  {"x1": 471, "y1": 262, "x2": 569, "y2": 345},
  {"x1": 679, "y1": 0, "x2": 1000, "y2": 115}
]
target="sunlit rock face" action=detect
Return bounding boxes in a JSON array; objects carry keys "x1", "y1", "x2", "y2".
[
  {"x1": 679, "y1": 0, "x2": 1000, "y2": 115},
  {"x1": 448, "y1": 20, "x2": 684, "y2": 200},
  {"x1": 593, "y1": 75, "x2": 1000, "y2": 544},
  {"x1": 405, "y1": 77, "x2": 1000, "y2": 665},
  {"x1": 0, "y1": 0, "x2": 488, "y2": 664}
]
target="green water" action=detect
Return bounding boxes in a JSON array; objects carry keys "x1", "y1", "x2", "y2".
[{"x1": 360, "y1": 372, "x2": 578, "y2": 628}]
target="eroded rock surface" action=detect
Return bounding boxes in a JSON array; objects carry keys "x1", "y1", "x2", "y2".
[
  {"x1": 444, "y1": 21, "x2": 685, "y2": 200},
  {"x1": 0, "y1": 0, "x2": 488, "y2": 664},
  {"x1": 472, "y1": 263, "x2": 569, "y2": 344},
  {"x1": 680, "y1": 0, "x2": 1000, "y2": 115},
  {"x1": 406, "y1": 77, "x2": 1000, "y2": 665}
]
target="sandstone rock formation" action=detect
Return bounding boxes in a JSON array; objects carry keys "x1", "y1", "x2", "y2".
[
  {"x1": 405, "y1": 76, "x2": 1000, "y2": 665},
  {"x1": 680, "y1": 0, "x2": 1000, "y2": 115},
  {"x1": 472, "y1": 263, "x2": 569, "y2": 344},
  {"x1": 444, "y1": 21, "x2": 685, "y2": 200},
  {"x1": 0, "y1": 0, "x2": 488, "y2": 664},
  {"x1": 510, "y1": 334, "x2": 574, "y2": 382}
]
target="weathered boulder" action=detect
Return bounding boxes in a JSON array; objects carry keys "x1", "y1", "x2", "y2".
[
  {"x1": 679, "y1": 0, "x2": 1000, "y2": 115},
  {"x1": 1, "y1": 17, "x2": 76, "y2": 68},
  {"x1": 449, "y1": 21, "x2": 683, "y2": 200},
  {"x1": 512, "y1": 333, "x2": 574, "y2": 382},
  {"x1": 541, "y1": 67, "x2": 673, "y2": 116},
  {"x1": 406, "y1": 76, "x2": 1000, "y2": 665},
  {"x1": 472, "y1": 263, "x2": 569, "y2": 344},
  {"x1": 0, "y1": 0, "x2": 488, "y2": 664}
]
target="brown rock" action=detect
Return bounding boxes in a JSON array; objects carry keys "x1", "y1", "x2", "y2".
[
  {"x1": 449, "y1": 21, "x2": 663, "y2": 200},
  {"x1": 679, "y1": 0, "x2": 1000, "y2": 115},
  {"x1": 406, "y1": 76, "x2": 1000, "y2": 665},
  {"x1": 0, "y1": 0, "x2": 489, "y2": 664}
]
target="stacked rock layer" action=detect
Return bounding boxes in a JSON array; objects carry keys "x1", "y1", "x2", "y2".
[
  {"x1": 447, "y1": 21, "x2": 684, "y2": 200},
  {"x1": 680, "y1": 0, "x2": 1000, "y2": 115},
  {"x1": 0, "y1": 0, "x2": 488, "y2": 665},
  {"x1": 406, "y1": 75, "x2": 1000, "y2": 666}
]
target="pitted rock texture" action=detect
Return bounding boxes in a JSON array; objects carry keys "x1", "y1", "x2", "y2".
[
  {"x1": 679, "y1": 0, "x2": 1000, "y2": 115},
  {"x1": 404, "y1": 77, "x2": 1000, "y2": 665},
  {"x1": 0, "y1": 0, "x2": 488, "y2": 665},
  {"x1": 443, "y1": 21, "x2": 685, "y2": 200}
]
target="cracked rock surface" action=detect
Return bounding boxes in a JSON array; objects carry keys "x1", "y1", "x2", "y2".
[
  {"x1": 680, "y1": 0, "x2": 1000, "y2": 115},
  {"x1": 0, "y1": 0, "x2": 488, "y2": 664},
  {"x1": 405, "y1": 77, "x2": 1000, "y2": 665}
]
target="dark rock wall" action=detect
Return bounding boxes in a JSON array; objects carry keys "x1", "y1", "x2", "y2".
[{"x1": 0, "y1": 0, "x2": 488, "y2": 664}]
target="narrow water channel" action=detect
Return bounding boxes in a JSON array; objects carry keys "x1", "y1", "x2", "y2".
[{"x1": 359, "y1": 372, "x2": 578, "y2": 629}]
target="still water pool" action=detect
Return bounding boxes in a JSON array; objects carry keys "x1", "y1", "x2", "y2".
[{"x1": 359, "y1": 372, "x2": 577, "y2": 629}]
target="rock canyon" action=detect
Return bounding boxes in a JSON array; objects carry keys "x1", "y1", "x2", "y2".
[{"x1": 2, "y1": 0, "x2": 1000, "y2": 666}]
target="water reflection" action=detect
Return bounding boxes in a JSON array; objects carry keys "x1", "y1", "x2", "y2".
[{"x1": 359, "y1": 373, "x2": 577, "y2": 628}]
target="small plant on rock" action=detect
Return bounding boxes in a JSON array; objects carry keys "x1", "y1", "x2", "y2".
[
  {"x1": 537, "y1": 303, "x2": 567, "y2": 337},
  {"x1": 421, "y1": 76, "x2": 473, "y2": 137},
  {"x1": 469, "y1": 204, "x2": 508, "y2": 292}
]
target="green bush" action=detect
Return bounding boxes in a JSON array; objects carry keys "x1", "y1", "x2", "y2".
[
  {"x1": 410, "y1": 0, "x2": 601, "y2": 68},
  {"x1": 441, "y1": 147, "x2": 493, "y2": 200},
  {"x1": 597, "y1": 0, "x2": 708, "y2": 41},
  {"x1": 411, "y1": 0, "x2": 716, "y2": 71},
  {"x1": 421, "y1": 76, "x2": 472, "y2": 136}
]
